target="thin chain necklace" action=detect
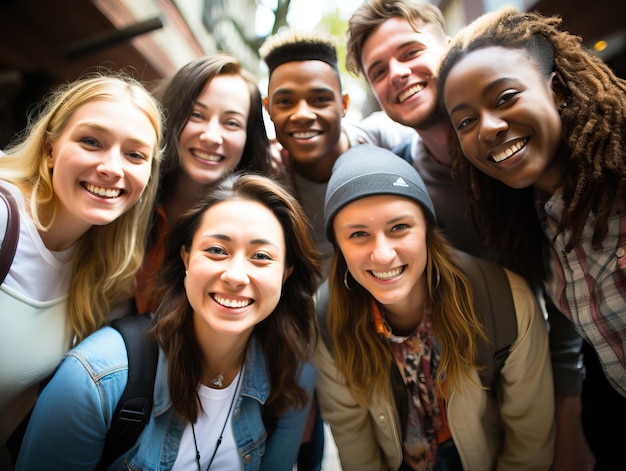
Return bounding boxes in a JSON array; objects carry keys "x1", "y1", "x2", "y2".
[{"x1": 192, "y1": 363, "x2": 244, "y2": 471}]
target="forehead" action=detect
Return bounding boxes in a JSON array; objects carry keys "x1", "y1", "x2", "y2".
[
  {"x1": 337, "y1": 194, "x2": 425, "y2": 220},
  {"x1": 362, "y1": 17, "x2": 445, "y2": 58},
  {"x1": 268, "y1": 60, "x2": 341, "y2": 94},
  {"x1": 196, "y1": 199, "x2": 284, "y2": 239},
  {"x1": 64, "y1": 98, "x2": 157, "y2": 145},
  {"x1": 446, "y1": 47, "x2": 539, "y2": 87}
]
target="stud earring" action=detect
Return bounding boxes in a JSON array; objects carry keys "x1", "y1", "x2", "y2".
[{"x1": 559, "y1": 102, "x2": 568, "y2": 110}]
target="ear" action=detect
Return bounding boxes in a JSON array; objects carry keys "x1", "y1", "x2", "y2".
[
  {"x1": 263, "y1": 96, "x2": 270, "y2": 113},
  {"x1": 283, "y1": 265, "x2": 294, "y2": 284},
  {"x1": 180, "y1": 245, "x2": 190, "y2": 271},
  {"x1": 46, "y1": 143, "x2": 55, "y2": 169},
  {"x1": 550, "y1": 73, "x2": 568, "y2": 108},
  {"x1": 342, "y1": 93, "x2": 349, "y2": 117}
]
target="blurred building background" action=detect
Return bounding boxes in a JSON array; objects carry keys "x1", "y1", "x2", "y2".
[{"x1": 0, "y1": 0, "x2": 624, "y2": 148}]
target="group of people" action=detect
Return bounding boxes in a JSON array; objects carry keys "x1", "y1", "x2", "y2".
[{"x1": 1, "y1": 0, "x2": 624, "y2": 470}]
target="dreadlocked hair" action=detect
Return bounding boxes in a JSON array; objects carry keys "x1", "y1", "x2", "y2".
[{"x1": 439, "y1": 7, "x2": 626, "y2": 279}]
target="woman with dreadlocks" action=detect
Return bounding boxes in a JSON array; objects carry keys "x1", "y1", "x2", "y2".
[{"x1": 439, "y1": 7, "x2": 626, "y2": 470}]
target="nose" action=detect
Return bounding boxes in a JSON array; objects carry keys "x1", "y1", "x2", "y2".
[
  {"x1": 220, "y1": 256, "x2": 250, "y2": 287},
  {"x1": 389, "y1": 58, "x2": 411, "y2": 85},
  {"x1": 96, "y1": 149, "x2": 124, "y2": 179},
  {"x1": 371, "y1": 235, "x2": 396, "y2": 264},
  {"x1": 479, "y1": 111, "x2": 507, "y2": 142},
  {"x1": 290, "y1": 99, "x2": 315, "y2": 121},
  {"x1": 200, "y1": 119, "x2": 224, "y2": 145}
]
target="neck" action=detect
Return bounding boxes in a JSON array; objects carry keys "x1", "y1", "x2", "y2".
[
  {"x1": 381, "y1": 282, "x2": 428, "y2": 335},
  {"x1": 416, "y1": 120, "x2": 455, "y2": 168},
  {"x1": 37, "y1": 204, "x2": 90, "y2": 251},
  {"x1": 290, "y1": 131, "x2": 350, "y2": 183}
]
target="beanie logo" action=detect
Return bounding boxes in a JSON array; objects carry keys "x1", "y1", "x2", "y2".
[{"x1": 392, "y1": 177, "x2": 409, "y2": 188}]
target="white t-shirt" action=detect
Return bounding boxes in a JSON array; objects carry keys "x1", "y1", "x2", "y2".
[
  {"x1": 173, "y1": 370, "x2": 244, "y2": 470},
  {"x1": 0, "y1": 180, "x2": 74, "y2": 446}
]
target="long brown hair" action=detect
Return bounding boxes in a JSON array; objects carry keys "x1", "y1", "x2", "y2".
[{"x1": 152, "y1": 173, "x2": 320, "y2": 423}]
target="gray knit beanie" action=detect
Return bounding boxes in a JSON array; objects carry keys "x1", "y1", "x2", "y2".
[{"x1": 324, "y1": 144, "x2": 436, "y2": 241}]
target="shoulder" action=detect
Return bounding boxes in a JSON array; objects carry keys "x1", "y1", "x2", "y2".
[{"x1": 67, "y1": 326, "x2": 128, "y2": 379}]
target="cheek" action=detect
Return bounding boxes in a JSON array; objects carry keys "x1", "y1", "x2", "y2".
[
  {"x1": 127, "y1": 163, "x2": 153, "y2": 193},
  {"x1": 224, "y1": 132, "x2": 247, "y2": 160}
]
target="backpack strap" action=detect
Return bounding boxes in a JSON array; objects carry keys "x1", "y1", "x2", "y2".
[
  {"x1": 455, "y1": 251, "x2": 518, "y2": 388},
  {"x1": 95, "y1": 313, "x2": 158, "y2": 470},
  {"x1": 0, "y1": 185, "x2": 19, "y2": 285}
]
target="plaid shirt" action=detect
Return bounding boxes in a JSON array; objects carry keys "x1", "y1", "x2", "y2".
[{"x1": 541, "y1": 193, "x2": 626, "y2": 397}]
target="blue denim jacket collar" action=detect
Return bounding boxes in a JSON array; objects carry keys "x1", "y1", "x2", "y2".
[{"x1": 152, "y1": 333, "x2": 270, "y2": 417}]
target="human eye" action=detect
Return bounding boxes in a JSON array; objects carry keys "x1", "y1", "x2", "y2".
[
  {"x1": 349, "y1": 230, "x2": 368, "y2": 239},
  {"x1": 80, "y1": 136, "x2": 101, "y2": 148},
  {"x1": 204, "y1": 245, "x2": 227, "y2": 256},
  {"x1": 405, "y1": 47, "x2": 424, "y2": 60},
  {"x1": 224, "y1": 118, "x2": 244, "y2": 130},
  {"x1": 312, "y1": 94, "x2": 332, "y2": 104},
  {"x1": 274, "y1": 96, "x2": 292, "y2": 106},
  {"x1": 368, "y1": 66, "x2": 386, "y2": 83},
  {"x1": 189, "y1": 109, "x2": 204, "y2": 121},
  {"x1": 496, "y1": 90, "x2": 519, "y2": 107},
  {"x1": 126, "y1": 150, "x2": 150, "y2": 162},
  {"x1": 251, "y1": 251, "x2": 275, "y2": 261},
  {"x1": 391, "y1": 223, "x2": 410, "y2": 232},
  {"x1": 455, "y1": 116, "x2": 476, "y2": 131}
]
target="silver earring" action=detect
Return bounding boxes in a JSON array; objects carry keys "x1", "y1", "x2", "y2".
[
  {"x1": 343, "y1": 269, "x2": 353, "y2": 291},
  {"x1": 559, "y1": 102, "x2": 568, "y2": 110}
]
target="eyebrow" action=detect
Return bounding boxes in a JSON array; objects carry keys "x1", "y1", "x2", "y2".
[
  {"x1": 341, "y1": 214, "x2": 416, "y2": 229},
  {"x1": 204, "y1": 233, "x2": 280, "y2": 249},
  {"x1": 366, "y1": 39, "x2": 423, "y2": 74},
  {"x1": 77, "y1": 122, "x2": 154, "y2": 149},
  {"x1": 271, "y1": 86, "x2": 336, "y2": 97},
  {"x1": 449, "y1": 77, "x2": 511, "y2": 115},
  {"x1": 193, "y1": 100, "x2": 247, "y2": 117}
]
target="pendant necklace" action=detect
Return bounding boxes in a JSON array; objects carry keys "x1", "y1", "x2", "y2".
[
  {"x1": 192, "y1": 363, "x2": 244, "y2": 471},
  {"x1": 205, "y1": 351, "x2": 244, "y2": 388}
]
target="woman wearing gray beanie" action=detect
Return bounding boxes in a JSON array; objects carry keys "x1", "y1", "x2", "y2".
[{"x1": 315, "y1": 145, "x2": 555, "y2": 470}]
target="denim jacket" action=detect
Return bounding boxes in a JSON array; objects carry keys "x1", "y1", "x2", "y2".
[{"x1": 16, "y1": 326, "x2": 315, "y2": 470}]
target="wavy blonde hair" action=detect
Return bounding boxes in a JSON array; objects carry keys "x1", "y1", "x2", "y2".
[{"x1": 1, "y1": 72, "x2": 164, "y2": 340}]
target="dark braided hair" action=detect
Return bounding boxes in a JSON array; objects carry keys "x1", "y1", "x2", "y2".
[{"x1": 437, "y1": 7, "x2": 626, "y2": 283}]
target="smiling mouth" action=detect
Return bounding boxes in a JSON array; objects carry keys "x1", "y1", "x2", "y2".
[
  {"x1": 193, "y1": 150, "x2": 223, "y2": 162},
  {"x1": 212, "y1": 294, "x2": 252, "y2": 308},
  {"x1": 370, "y1": 266, "x2": 405, "y2": 280},
  {"x1": 490, "y1": 138, "x2": 528, "y2": 163},
  {"x1": 290, "y1": 131, "x2": 322, "y2": 140},
  {"x1": 398, "y1": 83, "x2": 425, "y2": 103},
  {"x1": 84, "y1": 183, "x2": 122, "y2": 198}
]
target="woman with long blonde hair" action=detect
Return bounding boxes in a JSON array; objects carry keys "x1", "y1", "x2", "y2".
[{"x1": 0, "y1": 72, "x2": 163, "y2": 467}]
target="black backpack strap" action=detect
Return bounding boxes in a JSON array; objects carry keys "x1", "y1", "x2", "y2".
[
  {"x1": 455, "y1": 251, "x2": 518, "y2": 388},
  {"x1": 0, "y1": 185, "x2": 19, "y2": 284},
  {"x1": 95, "y1": 313, "x2": 158, "y2": 470}
]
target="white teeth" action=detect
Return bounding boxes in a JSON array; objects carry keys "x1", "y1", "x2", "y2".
[
  {"x1": 194, "y1": 150, "x2": 222, "y2": 162},
  {"x1": 398, "y1": 84, "x2": 425, "y2": 103},
  {"x1": 86, "y1": 184, "x2": 120, "y2": 198},
  {"x1": 371, "y1": 267, "x2": 404, "y2": 280},
  {"x1": 213, "y1": 294, "x2": 251, "y2": 308},
  {"x1": 292, "y1": 131, "x2": 320, "y2": 139},
  {"x1": 491, "y1": 139, "x2": 526, "y2": 162}
]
